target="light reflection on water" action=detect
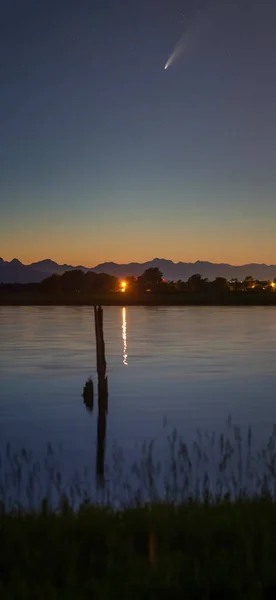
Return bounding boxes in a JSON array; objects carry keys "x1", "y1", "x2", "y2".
[
  {"x1": 122, "y1": 307, "x2": 128, "y2": 366},
  {"x1": 1, "y1": 306, "x2": 276, "y2": 477}
]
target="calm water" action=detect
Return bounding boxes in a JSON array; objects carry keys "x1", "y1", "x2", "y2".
[{"x1": 1, "y1": 306, "x2": 276, "y2": 477}]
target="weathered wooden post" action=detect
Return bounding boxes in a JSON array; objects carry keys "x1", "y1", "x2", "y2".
[
  {"x1": 94, "y1": 306, "x2": 108, "y2": 400},
  {"x1": 94, "y1": 306, "x2": 108, "y2": 485}
]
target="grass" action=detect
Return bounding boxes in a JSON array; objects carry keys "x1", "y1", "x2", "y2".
[
  {"x1": 2, "y1": 500, "x2": 276, "y2": 598},
  {"x1": 3, "y1": 421, "x2": 276, "y2": 509},
  {"x1": 2, "y1": 424, "x2": 276, "y2": 597}
]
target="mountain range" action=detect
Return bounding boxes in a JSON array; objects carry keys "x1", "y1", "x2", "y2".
[{"x1": 1, "y1": 257, "x2": 276, "y2": 284}]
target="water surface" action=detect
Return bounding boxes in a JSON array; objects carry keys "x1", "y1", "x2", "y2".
[{"x1": 1, "y1": 306, "x2": 276, "y2": 475}]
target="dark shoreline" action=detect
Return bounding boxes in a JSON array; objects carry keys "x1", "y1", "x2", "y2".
[
  {"x1": 1, "y1": 291, "x2": 276, "y2": 306},
  {"x1": 2, "y1": 501, "x2": 276, "y2": 597},
  {"x1": 2, "y1": 427, "x2": 276, "y2": 596}
]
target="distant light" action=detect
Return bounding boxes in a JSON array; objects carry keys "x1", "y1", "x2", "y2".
[
  {"x1": 271, "y1": 282, "x2": 275, "y2": 289},
  {"x1": 121, "y1": 280, "x2": 127, "y2": 292}
]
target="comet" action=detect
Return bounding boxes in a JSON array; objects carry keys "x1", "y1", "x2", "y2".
[
  {"x1": 164, "y1": 34, "x2": 188, "y2": 70},
  {"x1": 164, "y1": 15, "x2": 210, "y2": 71}
]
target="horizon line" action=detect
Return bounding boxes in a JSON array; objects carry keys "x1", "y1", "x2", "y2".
[{"x1": 1, "y1": 256, "x2": 275, "y2": 269}]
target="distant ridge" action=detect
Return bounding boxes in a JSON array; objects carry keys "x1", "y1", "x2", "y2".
[
  {"x1": 30, "y1": 259, "x2": 89, "y2": 275},
  {"x1": 92, "y1": 258, "x2": 276, "y2": 281},
  {"x1": 0, "y1": 257, "x2": 276, "y2": 284}
]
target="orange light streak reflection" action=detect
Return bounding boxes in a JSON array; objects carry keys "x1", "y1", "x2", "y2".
[{"x1": 122, "y1": 307, "x2": 128, "y2": 366}]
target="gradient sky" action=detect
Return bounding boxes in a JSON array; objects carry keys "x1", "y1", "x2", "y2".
[{"x1": 1, "y1": 0, "x2": 276, "y2": 267}]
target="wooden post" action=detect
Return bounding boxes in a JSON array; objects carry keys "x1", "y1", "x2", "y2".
[
  {"x1": 94, "y1": 306, "x2": 108, "y2": 485},
  {"x1": 94, "y1": 306, "x2": 108, "y2": 400}
]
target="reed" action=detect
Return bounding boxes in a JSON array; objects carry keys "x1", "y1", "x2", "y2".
[
  {"x1": 2, "y1": 423, "x2": 276, "y2": 596},
  {"x1": 1, "y1": 420, "x2": 276, "y2": 510}
]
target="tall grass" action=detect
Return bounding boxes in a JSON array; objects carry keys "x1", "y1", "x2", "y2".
[
  {"x1": 3, "y1": 423, "x2": 276, "y2": 596},
  {"x1": 2, "y1": 419, "x2": 276, "y2": 512}
]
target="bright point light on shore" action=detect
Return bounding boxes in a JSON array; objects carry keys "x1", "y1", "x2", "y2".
[{"x1": 121, "y1": 281, "x2": 127, "y2": 292}]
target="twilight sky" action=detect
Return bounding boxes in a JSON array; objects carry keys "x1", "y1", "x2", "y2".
[{"x1": 1, "y1": 0, "x2": 276, "y2": 266}]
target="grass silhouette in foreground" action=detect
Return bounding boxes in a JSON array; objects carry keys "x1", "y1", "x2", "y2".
[
  {"x1": 2, "y1": 500, "x2": 276, "y2": 598},
  {"x1": 2, "y1": 423, "x2": 276, "y2": 597}
]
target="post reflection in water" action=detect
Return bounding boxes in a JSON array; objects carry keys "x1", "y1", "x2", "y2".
[{"x1": 122, "y1": 307, "x2": 128, "y2": 366}]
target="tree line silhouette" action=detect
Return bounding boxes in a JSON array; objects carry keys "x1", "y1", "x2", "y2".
[{"x1": 0, "y1": 267, "x2": 275, "y2": 297}]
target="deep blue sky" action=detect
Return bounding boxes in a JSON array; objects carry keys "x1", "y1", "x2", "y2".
[{"x1": 1, "y1": 0, "x2": 276, "y2": 266}]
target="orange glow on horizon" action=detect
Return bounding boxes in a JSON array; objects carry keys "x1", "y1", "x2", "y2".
[
  {"x1": 2, "y1": 231, "x2": 276, "y2": 271},
  {"x1": 1, "y1": 205, "x2": 276, "y2": 269}
]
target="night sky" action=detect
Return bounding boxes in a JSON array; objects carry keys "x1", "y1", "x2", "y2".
[{"x1": 1, "y1": 0, "x2": 276, "y2": 266}]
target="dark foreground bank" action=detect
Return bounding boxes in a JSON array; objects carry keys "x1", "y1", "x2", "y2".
[
  {"x1": 1, "y1": 500, "x2": 276, "y2": 598},
  {"x1": 1, "y1": 290, "x2": 276, "y2": 306},
  {"x1": 2, "y1": 424, "x2": 276, "y2": 598}
]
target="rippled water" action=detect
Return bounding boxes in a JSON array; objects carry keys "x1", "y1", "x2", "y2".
[{"x1": 1, "y1": 306, "x2": 276, "y2": 475}]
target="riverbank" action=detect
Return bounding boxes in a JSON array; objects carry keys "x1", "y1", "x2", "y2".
[
  {"x1": 1, "y1": 499, "x2": 276, "y2": 597},
  {"x1": 2, "y1": 427, "x2": 276, "y2": 597},
  {"x1": 1, "y1": 290, "x2": 276, "y2": 306}
]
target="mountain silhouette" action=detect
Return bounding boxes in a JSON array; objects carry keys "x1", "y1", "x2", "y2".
[
  {"x1": 30, "y1": 259, "x2": 89, "y2": 275},
  {"x1": 92, "y1": 258, "x2": 276, "y2": 281},
  {"x1": 0, "y1": 257, "x2": 276, "y2": 284},
  {"x1": 0, "y1": 258, "x2": 46, "y2": 284}
]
